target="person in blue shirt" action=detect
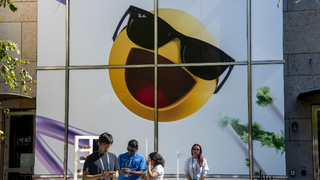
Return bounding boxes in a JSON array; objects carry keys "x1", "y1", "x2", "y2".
[{"x1": 118, "y1": 139, "x2": 147, "y2": 180}]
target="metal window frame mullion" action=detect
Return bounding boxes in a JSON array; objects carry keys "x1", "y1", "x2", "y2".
[
  {"x1": 55, "y1": 1, "x2": 284, "y2": 179},
  {"x1": 63, "y1": 0, "x2": 70, "y2": 179},
  {"x1": 154, "y1": 0, "x2": 159, "y2": 152},
  {"x1": 247, "y1": 0, "x2": 253, "y2": 179}
]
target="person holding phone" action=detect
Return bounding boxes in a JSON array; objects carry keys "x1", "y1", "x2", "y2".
[
  {"x1": 184, "y1": 144, "x2": 209, "y2": 180},
  {"x1": 141, "y1": 152, "x2": 165, "y2": 180},
  {"x1": 83, "y1": 132, "x2": 120, "y2": 180},
  {"x1": 118, "y1": 140, "x2": 147, "y2": 180}
]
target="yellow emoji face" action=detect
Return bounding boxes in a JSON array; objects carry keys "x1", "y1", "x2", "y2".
[{"x1": 109, "y1": 7, "x2": 232, "y2": 122}]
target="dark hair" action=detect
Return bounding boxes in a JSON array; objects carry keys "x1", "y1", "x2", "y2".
[
  {"x1": 149, "y1": 152, "x2": 165, "y2": 168},
  {"x1": 98, "y1": 132, "x2": 113, "y2": 144},
  {"x1": 128, "y1": 139, "x2": 138, "y2": 149},
  {"x1": 191, "y1": 144, "x2": 203, "y2": 167}
]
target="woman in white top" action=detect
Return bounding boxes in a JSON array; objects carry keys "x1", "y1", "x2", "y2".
[
  {"x1": 184, "y1": 144, "x2": 209, "y2": 180},
  {"x1": 141, "y1": 152, "x2": 165, "y2": 180}
]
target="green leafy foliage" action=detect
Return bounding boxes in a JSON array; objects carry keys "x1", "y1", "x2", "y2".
[
  {"x1": 0, "y1": 0, "x2": 33, "y2": 137},
  {"x1": 0, "y1": 0, "x2": 17, "y2": 12},
  {"x1": 0, "y1": 102, "x2": 9, "y2": 114},
  {"x1": 218, "y1": 116, "x2": 285, "y2": 155},
  {"x1": 0, "y1": 130, "x2": 5, "y2": 140},
  {"x1": 1, "y1": 0, "x2": 35, "y2": 96},
  {"x1": 245, "y1": 159, "x2": 261, "y2": 180},
  {"x1": 1, "y1": 0, "x2": 34, "y2": 93},
  {"x1": 0, "y1": 40, "x2": 36, "y2": 95},
  {"x1": 256, "y1": 86, "x2": 275, "y2": 107}
]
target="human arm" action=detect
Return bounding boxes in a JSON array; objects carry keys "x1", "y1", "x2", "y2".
[
  {"x1": 122, "y1": 153, "x2": 146, "y2": 176},
  {"x1": 108, "y1": 170, "x2": 119, "y2": 179},
  {"x1": 184, "y1": 158, "x2": 192, "y2": 180},
  {"x1": 122, "y1": 169, "x2": 144, "y2": 176},
  {"x1": 200, "y1": 158, "x2": 209, "y2": 180},
  {"x1": 141, "y1": 174, "x2": 147, "y2": 180},
  {"x1": 199, "y1": 170, "x2": 208, "y2": 180},
  {"x1": 119, "y1": 168, "x2": 126, "y2": 174},
  {"x1": 147, "y1": 166, "x2": 159, "y2": 180},
  {"x1": 82, "y1": 171, "x2": 110, "y2": 180},
  {"x1": 121, "y1": 156, "x2": 145, "y2": 176},
  {"x1": 185, "y1": 174, "x2": 192, "y2": 180},
  {"x1": 118, "y1": 155, "x2": 126, "y2": 175},
  {"x1": 146, "y1": 159, "x2": 159, "y2": 180},
  {"x1": 129, "y1": 154, "x2": 147, "y2": 177},
  {"x1": 112, "y1": 154, "x2": 120, "y2": 179},
  {"x1": 82, "y1": 156, "x2": 111, "y2": 180},
  {"x1": 118, "y1": 154, "x2": 127, "y2": 174},
  {"x1": 199, "y1": 158, "x2": 209, "y2": 180}
]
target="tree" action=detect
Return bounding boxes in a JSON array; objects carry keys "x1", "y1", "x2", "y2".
[
  {"x1": 0, "y1": 130, "x2": 4, "y2": 140},
  {"x1": 1, "y1": 0, "x2": 37, "y2": 140},
  {"x1": 0, "y1": 0, "x2": 36, "y2": 114}
]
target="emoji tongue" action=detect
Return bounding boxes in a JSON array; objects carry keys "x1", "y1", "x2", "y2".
[{"x1": 133, "y1": 80, "x2": 169, "y2": 108}]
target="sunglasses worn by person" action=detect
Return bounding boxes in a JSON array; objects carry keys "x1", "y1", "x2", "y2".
[
  {"x1": 127, "y1": 148, "x2": 136, "y2": 152},
  {"x1": 192, "y1": 148, "x2": 200, "y2": 151},
  {"x1": 113, "y1": 5, "x2": 234, "y2": 93}
]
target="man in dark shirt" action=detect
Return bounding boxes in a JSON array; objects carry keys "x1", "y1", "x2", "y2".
[{"x1": 83, "y1": 132, "x2": 120, "y2": 180}]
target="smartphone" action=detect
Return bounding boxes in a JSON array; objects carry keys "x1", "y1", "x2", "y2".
[{"x1": 109, "y1": 171, "x2": 115, "y2": 175}]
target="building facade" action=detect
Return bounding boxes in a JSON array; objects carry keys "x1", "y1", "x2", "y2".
[
  {"x1": 0, "y1": 0, "x2": 319, "y2": 180},
  {"x1": 283, "y1": 0, "x2": 320, "y2": 179},
  {"x1": 0, "y1": 0, "x2": 37, "y2": 179}
]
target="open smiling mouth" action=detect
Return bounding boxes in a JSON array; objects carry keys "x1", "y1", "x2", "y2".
[{"x1": 125, "y1": 48, "x2": 196, "y2": 108}]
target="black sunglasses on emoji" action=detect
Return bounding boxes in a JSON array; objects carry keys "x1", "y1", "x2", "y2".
[{"x1": 113, "y1": 5, "x2": 235, "y2": 93}]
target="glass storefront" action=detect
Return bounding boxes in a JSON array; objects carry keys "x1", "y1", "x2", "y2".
[
  {"x1": 35, "y1": 0, "x2": 285, "y2": 179},
  {"x1": 3, "y1": 112, "x2": 35, "y2": 180}
]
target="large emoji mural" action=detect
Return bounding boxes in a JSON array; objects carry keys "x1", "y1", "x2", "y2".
[
  {"x1": 36, "y1": 0, "x2": 285, "y2": 177},
  {"x1": 109, "y1": 6, "x2": 235, "y2": 122}
]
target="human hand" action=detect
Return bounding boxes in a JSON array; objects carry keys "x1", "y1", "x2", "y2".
[
  {"x1": 124, "y1": 168, "x2": 131, "y2": 174},
  {"x1": 146, "y1": 158, "x2": 151, "y2": 167},
  {"x1": 107, "y1": 171, "x2": 116, "y2": 178},
  {"x1": 141, "y1": 175, "x2": 146, "y2": 180},
  {"x1": 120, "y1": 168, "x2": 126, "y2": 174},
  {"x1": 101, "y1": 172, "x2": 109, "y2": 179}
]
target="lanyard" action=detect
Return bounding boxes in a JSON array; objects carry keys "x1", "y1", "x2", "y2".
[
  {"x1": 191, "y1": 158, "x2": 199, "y2": 178},
  {"x1": 98, "y1": 152, "x2": 110, "y2": 172},
  {"x1": 125, "y1": 152, "x2": 136, "y2": 169}
]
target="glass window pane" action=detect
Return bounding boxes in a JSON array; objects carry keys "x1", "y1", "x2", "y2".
[
  {"x1": 38, "y1": 0, "x2": 65, "y2": 67},
  {"x1": 158, "y1": 0, "x2": 247, "y2": 62},
  {"x1": 159, "y1": 66, "x2": 249, "y2": 175},
  {"x1": 8, "y1": 173, "x2": 32, "y2": 180},
  {"x1": 68, "y1": 69, "x2": 154, "y2": 175},
  {"x1": 9, "y1": 115, "x2": 34, "y2": 168},
  {"x1": 252, "y1": 0, "x2": 283, "y2": 61},
  {"x1": 252, "y1": 64, "x2": 285, "y2": 175},
  {"x1": 35, "y1": 70, "x2": 65, "y2": 175},
  {"x1": 70, "y1": 1, "x2": 154, "y2": 66}
]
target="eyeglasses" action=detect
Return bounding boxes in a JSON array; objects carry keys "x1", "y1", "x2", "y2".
[
  {"x1": 192, "y1": 148, "x2": 200, "y2": 151},
  {"x1": 127, "y1": 148, "x2": 136, "y2": 153},
  {"x1": 101, "y1": 144, "x2": 112, "y2": 148},
  {"x1": 113, "y1": 6, "x2": 234, "y2": 86}
]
